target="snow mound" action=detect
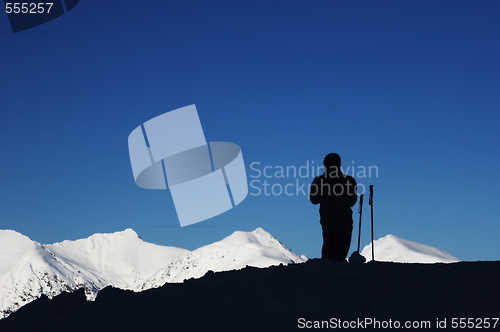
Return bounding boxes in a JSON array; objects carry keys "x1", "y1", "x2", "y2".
[{"x1": 360, "y1": 234, "x2": 460, "y2": 263}]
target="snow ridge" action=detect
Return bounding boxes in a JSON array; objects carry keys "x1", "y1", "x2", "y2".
[{"x1": 142, "y1": 227, "x2": 307, "y2": 288}]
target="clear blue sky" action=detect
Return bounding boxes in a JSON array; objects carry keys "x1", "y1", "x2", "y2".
[{"x1": 1, "y1": 1, "x2": 499, "y2": 261}]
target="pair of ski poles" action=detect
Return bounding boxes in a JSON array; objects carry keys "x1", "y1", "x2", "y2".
[{"x1": 356, "y1": 185, "x2": 375, "y2": 261}]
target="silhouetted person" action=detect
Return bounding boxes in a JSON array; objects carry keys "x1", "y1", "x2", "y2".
[{"x1": 310, "y1": 153, "x2": 357, "y2": 262}]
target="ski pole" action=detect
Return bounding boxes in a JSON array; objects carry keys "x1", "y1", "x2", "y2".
[
  {"x1": 369, "y1": 185, "x2": 374, "y2": 261},
  {"x1": 357, "y1": 194, "x2": 364, "y2": 252}
]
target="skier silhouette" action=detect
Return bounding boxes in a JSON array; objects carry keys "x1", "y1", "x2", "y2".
[{"x1": 309, "y1": 153, "x2": 357, "y2": 262}]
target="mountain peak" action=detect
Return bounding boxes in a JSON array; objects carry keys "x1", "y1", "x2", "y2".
[
  {"x1": 361, "y1": 234, "x2": 460, "y2": 263},
  {"x1": 0, "y1": 230, "x2": 39, "y2": 277},
  {"x1": 141, "y1": 227, "x2": 306, "y2": 288},
  {"x1": 251, "y1": 227, "x2": 267, "y2": 234},
  {"x1": 0, "y1": 229, "x2": 33, "y2": 243}
]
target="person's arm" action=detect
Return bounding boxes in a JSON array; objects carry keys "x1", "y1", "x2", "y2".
[{"x1": 309, "y1": 176, "x2": 321, "y2": 205}]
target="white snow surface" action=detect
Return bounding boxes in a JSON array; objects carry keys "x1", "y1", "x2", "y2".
[
  {"x1": 0, "y1": 227, "x2": 306, "y2": 319},
  {"x1": 142, "y1": 227, "x2": 307, "y2": 288},
  {"x1": 360, "y1": 234, "x2": 460, "y2": 263}
]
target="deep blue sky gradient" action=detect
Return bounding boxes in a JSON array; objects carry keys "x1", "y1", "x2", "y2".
[{"x1": 1, "y1": 1, "x2": 499, "y2": 260}]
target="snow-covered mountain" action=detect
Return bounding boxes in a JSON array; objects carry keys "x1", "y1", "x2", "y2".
[
  {"x1": 0, "y1": 227, "x2": 306, "y2": 319},
  {"x1": 45, "y1": 229, "x2": 189, "y2": 292},
  {"x1": 142, "y1": 227, "x2": 306, "y2": 288},
  {"x1": 360, "y1": 234, "x2": 460, "y2": 263}
]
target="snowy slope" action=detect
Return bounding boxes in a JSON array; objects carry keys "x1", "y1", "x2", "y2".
[
  {"x1": 142, "y1": 227, "x2": 307, "y2": 288},
  {"x1": 45, "y1": 229, "x2": 188, "y2": 292},
  {"x1": 360, "y1": 234, "x2": 460, "y2": 263},
  {"x1": 0, "y1": 229, "x2": 187, "y2": 319},
  {"x1": 0, "y1": 230, "x2": 89, "y2": 319},
  {"x1": 0, "y1": 227, "x2": 305, "y2": 319}
]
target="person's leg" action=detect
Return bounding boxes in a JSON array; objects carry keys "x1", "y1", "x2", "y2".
[
  {"x1": 321, "y1": 231, "x2": 335, "y2": 260},
  {"x1": 332, "y1": 229, "x2": 353, "y2": 262}
]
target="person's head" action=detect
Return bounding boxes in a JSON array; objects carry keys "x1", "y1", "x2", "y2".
[{"x1": 323, "y1": 153, "x2": 341, "y2": 168}]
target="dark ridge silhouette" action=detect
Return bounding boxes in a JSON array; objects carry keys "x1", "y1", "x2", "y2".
[{"x1": 1, "y1": 260, "x2": 499, "y2": 331}]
